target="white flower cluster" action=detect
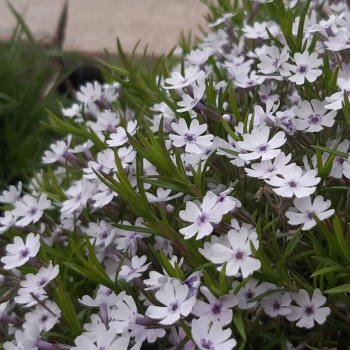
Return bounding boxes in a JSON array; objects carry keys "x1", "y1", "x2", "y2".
[{"x1": 3, "y1": 0, "x2": 350, "y2": 349}]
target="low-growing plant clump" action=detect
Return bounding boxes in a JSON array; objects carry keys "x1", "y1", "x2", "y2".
[{"x1": 2, "y1": 0, "x2": 350, "y2": 349}]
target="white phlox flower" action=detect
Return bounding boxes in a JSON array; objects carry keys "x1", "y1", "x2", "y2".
[
  {"x1": 209, "y1": 227, "x2": 261, "y2": 278},
  {"x1": 146, "y1": 280, "x2": 196, "y2": 325},
  {"x1": 285, "y1": 195, "x2": 335, "y2": 230},
  {"x1": 260, "y1": 292, "x2": 292, "y2": 317},
  {"x1": 114, "y1": 218, "x2": 151, "y2": 256},
  {"x1": 286, "y1": 288, "x2": 330, "y2": 328},
  {"x1": 179, "y1": 194, "x2": 226, "y2": 239},
  {"x1": 258, "y1": 46, "x2": 289, "y2": 74},
  {"x1": 1, "y1": 233, "x2": 40, "y2": 270},
  {"x1": 83, "y1": 148, "x2": 117, "y2": 179},
  {"x1": 62, "y1": 103, "x2": 82, "y2": 120},
  {"x1": 237, "y1": 125, "x2": 287, "y2": 161},
  {"x1": 192, "y1": 286, "x2": 238, "y2": 325},
  {"x1": 231, "y1": 279, "x2": 273, "y2": 309},
  {"x1": 191, "y1": 316, "x2": 237, "y2": 350},
  {"x1": 0, "y1": 211, "x2": 18, "y2": 234},
  {"x1": 91, "y1": 110, "x2": 120, "y2": 133},
  {"x1": 186, "y1": 47, "x2": 214, "y2": 65},
  {"x1": 281, "y1": 51, "x2": 322, "y2": 85},
  {"x1": 145, "y1": 187, "x2": 183, "y2": 203},
  {"x1": 72, "y1": 323, "x2": 130, "y2": 350},
  {"x1": 129, "y1": 316, "x2": 166, "y2": 345},
  {"x1": 85, "y1": 220, "x2": 117, "y2": 248},
  {"x1": 0, "y1": 182, "x2": 22, "y2": 204},
  {"x1": 110, "y1": 295, "x2": 138, "y2": 334},
  {"x1": 19, "y1": 261, "x2": 59, "y2": 294},
  {"x1": 12, "y1": 193, "x2": 51, "y2": 227},
  {"x1": 61, "y1": 179, "x2": 94, "y2": 214},
  {"x1": 265, "y1": 165, "x2": 320, "y2": 198},
  {"x1": 118, "y1": 255, "x2": 151, "y2": 282},
  {"x1": 207, "y1": 187, "x2": 241, "y2": 213},
  {"x1": 15, "y1": 288, "x2": 48, "y2": 308},
  {"x1": 164, "y1": 65, "x2": 204, "y2": 90},
  {"x1": 4, "y1": 321, "x2": 40, "y2": 350},
  {"x1": 242, "y1": 21, "x2": 280, "y2": 40},
  {"x1": 245, "y1": 152, "x2": 294, "y2": 179},
  {"x1": 92, "y1": 182, "x2": 117, "y2": 208},
  {"x1": 25, "y1": 300, "x2": 61, "y2": 331},
  {"x1": 42, "y1": 135, "x2": 72, "y2": 164},
  {"x1": 176, "y1": 77, "x2": 206, "y2": 113},
  {"x1": 169, "y1": 118, "x2": 214, "y2": 154},
  {"x1": 343, "y1": 155, "x2": 350, "y2": 179},
  {"x1": 294, "y1": 99, "x2": 336, "y2": 132},
  {"x1": 107, "y1": 120, "x2": 138, "y2": 147},
  {"x1": 325, "y1": 29, "x2": 350, "y2": 52},
  {"x1": 326, "y1": 139, "x2": 350, "y2": 178}
]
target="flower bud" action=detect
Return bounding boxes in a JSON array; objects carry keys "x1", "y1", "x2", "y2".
[{"x1": 223, "y1": 113, "x2": 231, "y2": 122}]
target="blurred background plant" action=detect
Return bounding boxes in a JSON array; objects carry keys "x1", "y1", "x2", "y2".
[{"x1": 0, "y1": 6, "x2": 101, "y2": 189}]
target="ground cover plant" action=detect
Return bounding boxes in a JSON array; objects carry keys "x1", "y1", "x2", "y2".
[{"x1": 2, "y1": 0, "x2": 350, "y2": 349}]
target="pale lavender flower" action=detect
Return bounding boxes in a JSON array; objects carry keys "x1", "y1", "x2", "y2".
[{"x1": 287, "y1": 288, "x2": 330, "y2": 328}]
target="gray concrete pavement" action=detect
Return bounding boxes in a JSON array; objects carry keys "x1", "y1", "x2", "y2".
[{"x1": 0, "y1": 0, "x2": 209, "y2": 56}]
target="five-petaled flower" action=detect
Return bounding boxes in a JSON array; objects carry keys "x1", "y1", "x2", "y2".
[
  {"x1": 287, "y1": 288, "x2": 330, "y2": 328},
  {"x1": 170, "y1": 118, "x2": 214, "y2": 154},
  {"x1": 146, "y1": 280, "x2": 196, "y2": 325},
  {"x1": 265, "y1": 165, "x2": 320, "y2": 198}
]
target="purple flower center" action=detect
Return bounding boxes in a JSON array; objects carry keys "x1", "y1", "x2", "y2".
[
  {"x1": 37, "y1": 277, "x2": 48, "y2": 287},
  {"x1": 197, "y1": 213, "x2": 208, "y2": 226},
  {"x1": 304, "y1": 304, "x2": 315, "y2": 316},
  {"x1": 336, "y1": 157, "x2": 346, "y2": 165},
  {"x1": 99, "y1": 230, "x2": 110, "y2": 240},
  {"x1": 308, "y1": 113, "x2": 322, "y2": 125},
  {"x1": 272, "y1": 57, "x2": 279, "y2": 68},
  {"x1": 288, "y1": 180, "x2": 298, "y2": 188},
  {"x1": 306, "y1": 210, "x2": 316, "y2": 220},
  {"x1": 41, "y1": 314, "x2": 49, "y2": 323},
  {"x1": 127, "y1": 268, "x2": 137, "y2": 276},
  {"x1": 245, "y1": 289, "x2": 255, "y2": 300},
  {"x1": 279, "y1": 118, "x2": 295, "y2": 131},
  {"x1": 273, "y1": 300, "x2": 281, "y2": 310},
  {"x1": 212, "y1": 303, "x2": 222, "y2": 314},
  {"x1": 184, "y1": 133, "x2": 197, "y2": 143},
  {"x1": 257, "y1": 144, "x2": 269, "y2": 153},
  {"x1": 75, "y1": 193, "x2": 83, "y2": 202},
  {"x1": 200, "y1": 339, "x2": 214, "y2": 350},
  {"x1": 20, "y1": 248, "x2": 30, "y2": 259},
  {"x1": 28, "y1": 207, "x2": 38, "y2": 216},
  {"x1": 297, "y1": 64, "x2": 308, "y2": 74},
  {"x1": 170, "y1": 301, "x2": 179, "y2": 312},
  {"x1": 105, "y1": 288, "x2": 113, "y2": 296},
  {"x1": 234, "y1": 249, "x2": 245, "y2": 261}
]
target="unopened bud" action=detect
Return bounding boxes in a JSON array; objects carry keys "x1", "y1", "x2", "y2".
[
  {"x1": 223, "y1": 114, "x2": 231, "y2": 122},
  {"x1": 166, "y1": 204, "x2": 175, "y2": 213}
]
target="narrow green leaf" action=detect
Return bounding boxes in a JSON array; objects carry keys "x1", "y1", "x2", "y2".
[
  {"x1": 296, "y1": 0, "x2": 311, "y2": 51},
  {"x1": 310, "y1": 265, "x2": 349, "y2": 278},
  {"x1": 311, "y1": 145, "x2": 348, "y2": 158},
  {"x1": 324, "y1": 284, "x2": 350, "y2": 294},
  {"x1": 233, "y1": 310, "x2": 246, "y2": 340},
  {"x1": 228, "y1": 82, "x2": 242, "y2": 122},
  {"x1": 333, "y1": 216, "x2": 350, "y2": 263},
  {"x1": 219, "y1": 262, "x2": 228, "y2": 294}
]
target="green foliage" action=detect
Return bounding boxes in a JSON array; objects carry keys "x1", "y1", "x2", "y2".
[{"x1": 0, "y1": 11, "x2": 83, "y2": 188}]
